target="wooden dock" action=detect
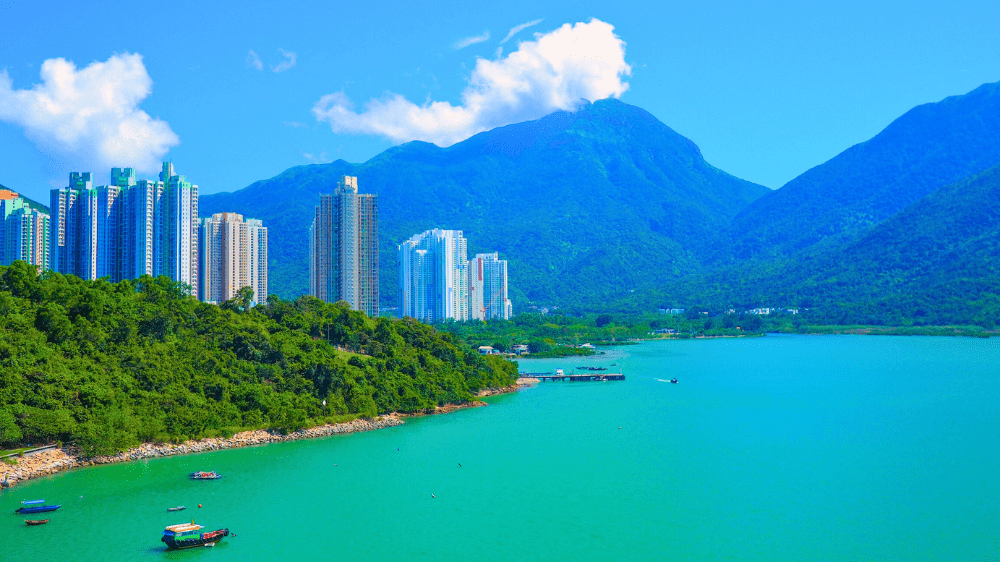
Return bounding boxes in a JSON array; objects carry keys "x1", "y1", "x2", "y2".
[{"x1": 519, "y1": 372, "x2": 625, "y2": 382}]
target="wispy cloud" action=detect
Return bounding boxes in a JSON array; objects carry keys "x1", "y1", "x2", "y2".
[
  {"x1": 314, "y1": 19, "x2": 631, "y2": 147},
  {"x1": 0, "y1": 53, "x2": 179, "y2": 174},
  {"x1": 272, "y1": 49, "x2": 297, "y2": 73},
  {"x1": 246, "y1": 49, "x2": 263, "y2": 70},
  {"x1": 501, "y1": 19, "x2": 543, "y2": 43},
  {"x1": 453, "y1": 31, "x2": 490, "y2": 50},
  {"x1": 283, "y1": 121, "x2": 309, "y2": 128},
  {"x1": 301, "y1": 150, "x2": 331, "y2": 164}
]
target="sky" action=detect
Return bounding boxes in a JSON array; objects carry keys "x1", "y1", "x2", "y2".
[{"x1": 1, "y1": 0, "x2": 999, "y2": 202}]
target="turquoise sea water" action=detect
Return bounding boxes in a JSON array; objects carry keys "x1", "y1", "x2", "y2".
[{"x1": 2, "y1": 335, "x2": 998, "y2": 561}]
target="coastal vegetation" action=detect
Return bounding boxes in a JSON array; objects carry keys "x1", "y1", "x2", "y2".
[
  {"x1": 440, "y1": 311, "x2": 996, "y2": 356},
  {"x1": 0, "y1": 261, "x2": 517, "y2": 456}
]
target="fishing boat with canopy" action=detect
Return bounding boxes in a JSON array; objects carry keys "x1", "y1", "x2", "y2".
[
  {"x1": 15, "y1": 500, "x2": 61, "y2": 514},
  {"x1": 161, "y1": 522, "x2": 230, "y2": 549}
]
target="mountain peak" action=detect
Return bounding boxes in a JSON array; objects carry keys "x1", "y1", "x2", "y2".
[
  {"x1": 202, "y1": 99, "x2": 767, "y2": 304},
  {"x1": 724, "y1": 78, "x2": 1000, "y2": 261}
]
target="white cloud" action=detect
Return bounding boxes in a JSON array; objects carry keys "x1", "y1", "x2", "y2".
[
  {"x1": 313, "y1": 19, "x2": 631, "y2": 146},
  {"x1": 301, "y1": 150, "x2": 331, "y2": 164},
  {"x1": 272, "y1": 49, "x2": 296, "y2": 73},
  {"x1": 501, "y1": 19, "x2": 544, "y2": 43},
  {"x1": 0, "y1": 53, "x2": 179, "y2": 174},
  {"x1": 247, "y1": 50, "x2": 263, "y2": 70},
  {"x1": 453, "y1": 31, "x2": 491, "y2": 50}
]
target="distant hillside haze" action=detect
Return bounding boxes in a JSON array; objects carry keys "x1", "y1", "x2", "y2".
[
  {"x1": 721, "y1": 80, "x2": 1000, "y2": 262},
  {"x1": 201, "y1": 98, "x2": 770, "y2": 307}
]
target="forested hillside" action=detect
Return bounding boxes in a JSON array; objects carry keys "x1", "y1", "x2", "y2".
[
  {"x1": 721, "y1": 80, "x2": 1000, "y2": 262},
  {"x1": 201, "y1": 98, "x2": 768, "y2": 308},
  {"x1": 743, "y1": 163, "x2": 1000, "y2": 326},
  {"x1": 0, "y1": 262, "x2": 516, "y2": 455},
  {"x1": 615, "y1": 164, "x2": 1000, "y2": 327}
]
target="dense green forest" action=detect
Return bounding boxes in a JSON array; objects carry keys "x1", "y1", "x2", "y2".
[{"x1": 0, "y1": 262, "x2": 517, "y2": 455}]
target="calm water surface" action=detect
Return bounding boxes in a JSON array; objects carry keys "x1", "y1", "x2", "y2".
[{"x1": 2, "y1": 335, "x2": 998, "y2": 561}]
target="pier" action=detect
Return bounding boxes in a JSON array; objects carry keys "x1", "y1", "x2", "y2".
[{"x1": 519, "y1": 372, "x2": 625, "y2": 382}]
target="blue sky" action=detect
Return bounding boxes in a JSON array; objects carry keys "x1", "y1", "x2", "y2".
[{"x1": 2, "y1": 0, "x2": 999, "y2": 201}]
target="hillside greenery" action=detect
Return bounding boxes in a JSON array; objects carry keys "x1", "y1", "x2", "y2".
[
  {"x1": 614, "y1": 162, "x2": 1000, "y2": 328},
  {"x1": 720, "y1": 80, "x2": 1000, "y2": 262},
  {"x1": 199, "y1": 83, "x2": 1000, "y2": 328},
  {"x1": 439, "y1": 311, "x2": 996, "y2": 360},
  {"x1": 0, "y1": 261, "x2": 517, "y2": 455},
  {"x1": 201, "y1": 99, "x2": 768, "y2": 309}
]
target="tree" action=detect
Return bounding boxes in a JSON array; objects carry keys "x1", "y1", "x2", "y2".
[
  {"x1": 595, "y1": 314, "x2": 613, "y2": 327},
  {"x1": 0, "y1": 408, "x2": 22, "y2": 445},
  {"x1": 223, "y1": 286, "x2": 255, "y2": 313}
]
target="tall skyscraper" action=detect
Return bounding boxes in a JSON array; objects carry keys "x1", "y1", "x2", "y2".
[
  {"x1": 398, "y1": 229, "x2": 469, "y2": 322},
  {"x1": 95, "y1": 184, "x2": 122, "y2": 280},
  {"x1": 199, "y1": 212, "x2": 268, "y2": 306},
  {"x1": 121, "y1": 173, "x2": 161, "y2": 280},
  {"x1": 467, "y1": 255, "x2": 485, "y2": 321},
  {"x1": 159, "y1": 162, "x2": 199, "y2": 293},
  {"x1": 309, "y1": 176, "x2": 379, "y2": 316},
  {"x1": 0, "y1": 189, "x2": 50, "y2": 271},
  {"x1": 50, "y1": 173, "x2": 99, "y2": 280},
  {"x1": 470, "y1": 252, "x2": 512, "y2": 320},
  {"x1": 49, "y1": 163, "x2": 199, "y2": 293}
]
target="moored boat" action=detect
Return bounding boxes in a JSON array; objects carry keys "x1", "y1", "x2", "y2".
[
  {"x1": 161, "y1": 522, "x2": 229, "y2": 549},
  {"x1": 25, "y1": 519, "x2": 50, "y2": 526},
  {"x1": 16, "y1": 500, "x2": 61, "y2": 514},
  {"x1": 189, "y1": 471, "x2": 222, "y2": 480},
  {"x1": 168, "y1": 506, "x2": 186, "y2": 511}
]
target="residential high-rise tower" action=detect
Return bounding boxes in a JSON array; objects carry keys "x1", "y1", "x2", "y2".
[
  {"x1": 0, "y1": 189, "x2": 50, "y2": 271},
  {"x1": 309, "y1": 176, "x2": 379, "y2": 316},
  {"x1": 470, "y1": 252, "x2": 512, "y2": 320},
  {"x1": 49, "y1": 163, "x2": 199, "y2": 293},
  {"x1": 199, "y1": 212, "x2": 268, "y2": 306},
  {"x1": 398, "y1": 229, "x2": 469, "y2": 322}
]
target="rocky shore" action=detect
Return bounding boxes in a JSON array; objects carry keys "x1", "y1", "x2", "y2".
[
  {"x1": 0, "y1": 385, "x2": 525, "y2": 490},
  {"x1": 1, "y1": 416, "x2": 402, "y2": 489}
]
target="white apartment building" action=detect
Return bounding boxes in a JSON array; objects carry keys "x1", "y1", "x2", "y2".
[
  {"x1": 398, "y1": 229, "x2": 469, "y2": 322},
  {"x1": 470, "y1": 252, "x2": 512, "y2": 320},
  {"x1": 199, "y1": 213, "x2": 268, "y2": 306}
]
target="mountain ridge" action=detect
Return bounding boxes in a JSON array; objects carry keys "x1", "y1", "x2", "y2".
[
  {"x1": 201, "y1": 98, "x2": 769, "y2": 307},
  {"x1": 720, "y1": 80, "x2": 1000, "y2": 262}
]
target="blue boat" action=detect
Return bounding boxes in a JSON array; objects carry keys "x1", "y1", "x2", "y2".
[{"x1": 15, "y1": 500, "x2": 61, "y2": 514}]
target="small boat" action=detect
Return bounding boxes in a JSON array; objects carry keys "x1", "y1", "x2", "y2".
[
  {"x1": 168, "y1": 506, "x2": 187, "y2": 512},
  {"x1": 161, "y1": 522, "x2": 230, "y2": 550},
  {"x1": 25, "y1": 519, "x2": 50, "y2": 526},
  {"x1": 189, "y1": 471, "x2": 222, "y2": 480},
  {"x1": 16, "y1": 500, "x2": 61, "y2": 514},
  {"x1": 670, "y1": 378, "x2": 679, "y2": 384}
]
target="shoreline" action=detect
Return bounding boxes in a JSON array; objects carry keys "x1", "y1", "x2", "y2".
[{"x1": 0, "y1": 385, "x2": 523, "y2": 490}]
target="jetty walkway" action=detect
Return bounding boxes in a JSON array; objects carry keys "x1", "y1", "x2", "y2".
[{"x1": 519, "y1": 372, "x2": 625, "y2": 382}]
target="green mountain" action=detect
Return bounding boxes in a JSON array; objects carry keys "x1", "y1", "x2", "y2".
[
  {"x1": 721, "y1": 80, "x2": 1000, "y2": 262},
  {"x1": 739, "y1": 163, "x2": 1000, "y2": 326},
  {"x1": 201, "y1": 99, "x2": 769, "y2": 309}
]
